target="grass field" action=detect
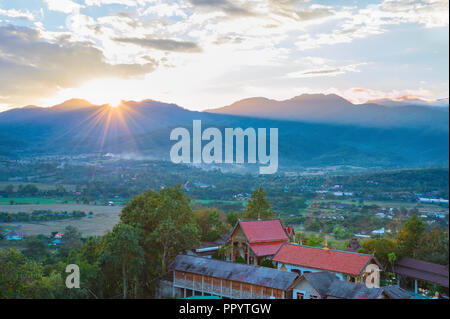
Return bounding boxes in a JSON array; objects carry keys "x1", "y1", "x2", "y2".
[
  {"x1": 0, "y1": 197, "x2": 79, "y2": 205},
  {"x1": 0, "y1": 204, "x2": 122, "y2": 237},
  {"x1": 193, "y1": 199, "x2": 244, "y2": 205},
  {"x1": 0, "y1": 181, "x2": 77, "y2": 191},
  {"x1": 312, "y1": 199, "x2": 448, "y2": 211}
]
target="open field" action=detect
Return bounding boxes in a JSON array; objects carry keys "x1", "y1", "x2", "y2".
[
  {"x1": 193, "y1": 199, "x2": 244, "y2": 205},
  {"x1": 312, "y1": 199, "x2": 448, "y2": 212},
  {"x1": 0, "y1": 204, "x2": 122, "y2": 237},
  {"x1": 0, "y1": 196, "x2": 128, "y2": 205},
  {"x1": 0, "y1": 197, "x2": 79, "y2": 205},
  {"x1": 0, "y1": 181, "x2": 77, "y2": 191}
]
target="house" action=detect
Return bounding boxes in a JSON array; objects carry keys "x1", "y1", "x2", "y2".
[
  {"x1": 48, "y1": 239, "x2": 62, "y2": 246},
  {"x1": 289, "y1": 272, "x2": 410, "y2": 299},
  {"x1": 226, "y1": 219, "x2": 291, "y2": 265},
  {"x1": 168, "y1": 254, "x2": 298, "y2": 299},
  {"x1": 419, "y1": 197, "x2": 449, "y2": 204},
  {"x1": 393, "y1": 257, "x2": 449, "y2": 295},
  {"x1": 285, "y1": 226, "x2": 295, "y2": 241},
  {"x1": 272, "y1": 243, "x2": 382, "y2": 287},
  {"x1": 191, "y1": 234, "x2": 229, "y2": 258},
  {"x1": 6, "y1": 230, "x2": 24, "y2": 241},
  {"x1": 345, "y1": 237, "x2": 361, "y2": 252}
]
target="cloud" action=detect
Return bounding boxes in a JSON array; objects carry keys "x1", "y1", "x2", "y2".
[
  {"x1": 286, "y1": 59, "x2": 368, "y2": 78},
  {"x1": 113, "y1": 36, "x2": 202, "y2": 53},
  {"x1": 186, "y1": 0, "x2": 256, "y2": 17},
  {"x1": 268, "y1": 0, "x2": 334, "y2": 21},
  {"x1": 0, "y1": 25, "x2": 156, "y2": 106},
  {"x1": 84, "y1": 0, "x2": 141, "y2": 6},
  {"x1": 0, "y1": 8, "x2": 35, "y2": 21},
  {"x1": 43, "y1": 0, "x2": 84, "y2": 14}
]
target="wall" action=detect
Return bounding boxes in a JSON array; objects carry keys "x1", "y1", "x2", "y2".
[
  {"x1": 277, "y1": 263, "x2": 345, "y2": 280},
  {"x1": 291, "y1": 279, "x2": 321, "y2": 299}
]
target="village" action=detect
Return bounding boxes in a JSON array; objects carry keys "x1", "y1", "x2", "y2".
[{"x1": 159, "y1": 218, "x2": 449, "y2": 300}]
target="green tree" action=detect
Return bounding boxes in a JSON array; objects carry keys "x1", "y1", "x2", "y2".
[
  {"x1": 119, "y1": 185, "x2": 200, "y2": 296},
  {"x1": 60, "y1": 226, "x2": 83, "y2": 256},
  {"x1": 359, "y1": 238, "x2": 396, "y2": 270},
  {"x1": 415, "y1": 227, "x2": 449, "y2": 265},
  {"x1": 101, "y1": 223, "x2": 144, "y2": 299},
  {"x1": 226, "y1": 211, "x2": 240, "y2": 227},
  {"x1": 244, "y1": 187, "x2": 274, "y2": 219},
  {"x1": 23, "y1": 236, "x2": 50, "y2": 261},
  {"x1": 3, "y1": 184, "x2": 14, "y2": 197},
  {"x1": 395, "y1": 214, "x2": 426, "y2": 258},
  {"x1": 0, "y1": 249, "x2": 43, "y2": 298},
  {"x1": 194, "y1": 208, "x2": 229, "y2": 241}
]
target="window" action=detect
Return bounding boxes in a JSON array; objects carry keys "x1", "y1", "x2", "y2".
[{"x1": 296, "y1": 292, "x2": 304, "y2": 299}]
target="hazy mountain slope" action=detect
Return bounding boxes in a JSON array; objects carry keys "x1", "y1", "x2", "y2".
[
  {"x1": 209, "y1": 93, "x2": 449, "y2": 130},
  {"x1": 0, "y1": 98, "x2": 448, "y2": 169}
]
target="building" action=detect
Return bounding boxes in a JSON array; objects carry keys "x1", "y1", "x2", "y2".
[
  {"x1": 227, "y1": 219, "x2": 290, "y2": 265},
  {"x1": 289, "y1": 272, "x2": 410, "y2": 299},
  {"x1": 345, "y1": 237, "x2": 362, "y2": 252},
  {"x1": 418, "y1": 197, "x2": 449, "y2": 204},
  {"x1": 191, "y1": 234, "x2": 229, "y2": 258},
  {"x1": 169, "y1": 254, "x2": 298, "y2": 299},
  {"x1": 393, "y1": 257, "x2": 449, "y2": 295},
  {"x1": 273, "y1": 243, "x2": 382, "y2": 287},
  {"x1": 6, "y1": 230, "x2": 24, "y2": 241}
]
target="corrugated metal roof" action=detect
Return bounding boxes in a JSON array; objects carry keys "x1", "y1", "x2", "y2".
[
  {"x1": 394, "y1": 258, "x2": 449, "y2": 287},
  {"x1": 169, "y1": 254, "x2": 298, "y2": 290},
  {"x1": 396, "y1": 257, "x2": 449, "y2": 276},
  {"x1": 302, "y1": 272, "x2": 409, "y2": 299}
]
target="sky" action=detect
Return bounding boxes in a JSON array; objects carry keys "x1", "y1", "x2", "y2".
[{"x1": 0, "y1": 0, "x2": 448, "y2": 112}]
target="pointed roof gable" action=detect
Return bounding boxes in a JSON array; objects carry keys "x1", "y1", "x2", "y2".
[{"x1": 235, "y1": 219, "x2": 289, "y2": 243}]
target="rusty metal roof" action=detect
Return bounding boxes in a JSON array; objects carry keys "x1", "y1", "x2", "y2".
[{"x1": 169, "y1": 254, "x2": 298, "y2": 290}]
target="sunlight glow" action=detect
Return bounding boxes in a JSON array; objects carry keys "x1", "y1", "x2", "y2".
[{"x1": 108, "y1": 99, "x2": 122, "y2": 108}]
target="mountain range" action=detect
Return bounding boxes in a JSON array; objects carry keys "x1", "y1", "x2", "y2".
[
  {"x1": 0, "y1": 94, "x2": 448, "y2": 170},
  {"x1": 209, "y1": 94, "x2": 449, "y2": 129}
]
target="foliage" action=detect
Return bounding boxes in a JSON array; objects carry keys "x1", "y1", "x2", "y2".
[
  {"x1": 359, "y1": 238, "x2": 396, "y2": 270},
  {"x1": 193, "y1": 208, "x2": 230, "y2": 242},
  {"x1": 259, "y1": 259, "x2": 275, "y2": 268},
  {"x1": 234, "y1": 256, "x2": 247, "y2": 264},
  {"x1": 244, "y1": 187, "x2": 274, "y2": 219},
  {"x1": 119, "y1": 184, "x2": 200, "y2": 296},
  {"x1": 395, "y1": 214, "x2": 426, "y2": 258}
]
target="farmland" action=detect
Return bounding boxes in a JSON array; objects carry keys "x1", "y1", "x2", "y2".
[{"x1": 0, "y1": 204, "x2": 122, "y2": 237}]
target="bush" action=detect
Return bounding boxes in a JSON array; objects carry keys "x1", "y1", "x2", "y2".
[
  {"x1": 259, "y1": 259, "x2": 275, "y2": 268},
  {"x1": 234, "y1": 256, "x2": 247, "y2": 264}
]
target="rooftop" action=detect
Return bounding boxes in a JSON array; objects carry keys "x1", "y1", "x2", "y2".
[
  {"x1": 273, "y1": 243, "x2": 378, "y2": 276},
  {"x1": 169, "y1": 254, "x2": 298, "y2": 290},
  {"x1": 394, "y1": 257, "x2": 449, "y2": 288},
  {"x1": 298, "y1": 272, "x2": 410, "y2": 299},
  {"x1": 236, "y1": 219, "x2": 289, "y2": 243}
]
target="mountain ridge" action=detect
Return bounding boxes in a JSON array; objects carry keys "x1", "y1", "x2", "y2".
[
  {"x1": 208, "y1": 93, "x2": 449, "y2": 130},
  {"x1": 0, "y1": 96, "x2": 448, "y2": 169}
]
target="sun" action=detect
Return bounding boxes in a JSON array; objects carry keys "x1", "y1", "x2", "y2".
[{"x1": 108, "y1": 98, "x2": 122, "y2": 108}]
